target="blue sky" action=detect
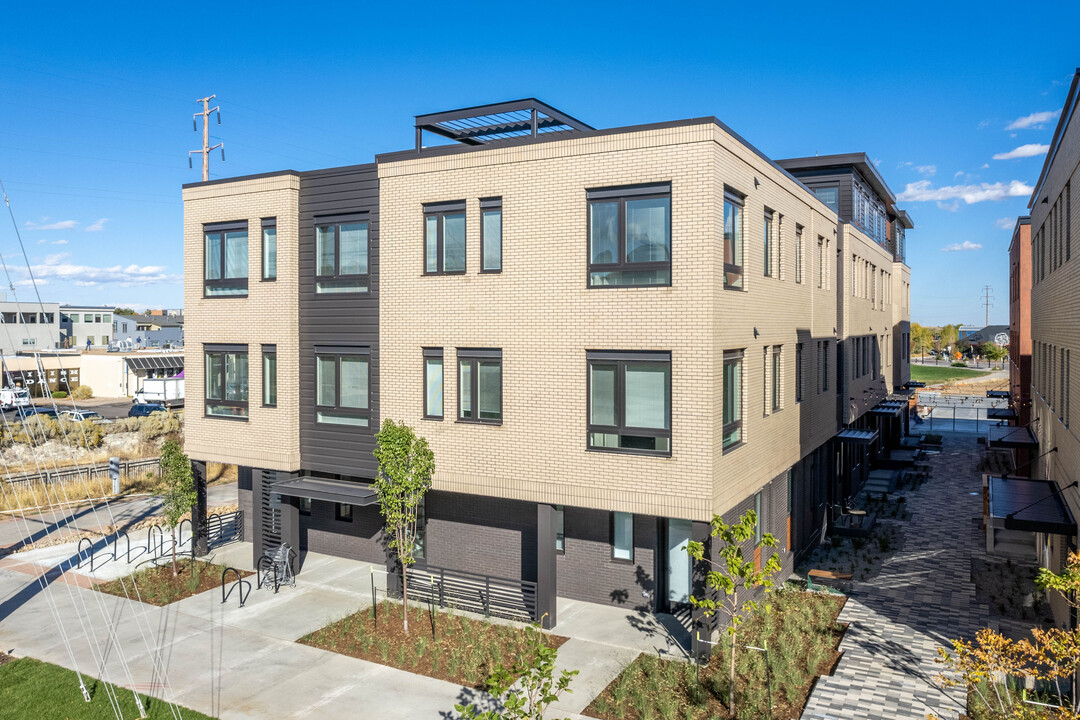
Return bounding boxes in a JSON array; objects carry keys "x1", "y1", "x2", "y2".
[{"x1": 1, "y1": 1, "x2": 1077, "y2": 323}]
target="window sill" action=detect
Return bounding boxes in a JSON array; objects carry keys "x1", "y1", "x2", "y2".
[
  {"x1": 480, "y1": 268, "x2": 502, "y2": 274},
  {"x1": 455, "y1": 419, "x2": 502, "y2": 426},
  {"x1": 722, "y1": 441, "x2": 745, "y2": 455},
  {"x1": 204, "y1": 414, "x2": 249, "y2": 422},
  {"x1": 202, "y1": 293, "x2": 249, "y2": 299},
  {"x1": 422, "y1": 415, "x2": 444, "y2": 421},
  {"x1": 586, "y1": 446, "x2": 672, "y2": 459},
  {"x1": 262, "y1": 404, "x2": 277, "y2": 409},
  {"x1": 610, "y1": 556, "x2": 635, "y2": 565},
  {"x1": 424, "y1": 271, "x2": 467, "y2": 277},
  {"x1": 260, "y1": 277, "x2": 277, "y2": 282}
]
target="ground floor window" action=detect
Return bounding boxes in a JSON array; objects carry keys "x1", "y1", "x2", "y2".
[
  {"x1": 612, "y1": 511, "x2": 633, "y2": 562},
  {"x1": 336, "y1": 503, "x2": 352, "y2": 522}
]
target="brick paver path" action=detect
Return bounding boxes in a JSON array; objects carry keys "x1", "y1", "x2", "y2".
[{"x1": 801, "y1": 433, "x2": 990, "y2": 720}]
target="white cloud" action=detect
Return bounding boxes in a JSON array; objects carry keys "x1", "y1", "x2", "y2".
[
  {"x1": 954, "y1": 170, "x2": 964, "y2": 178},
  {"x1": 43, "y1": 252, "x2": 70, "y2": 265},
  {"x1": 915, "y1": 165, "x2": 937, "y2": 176},
  {"x1": 1006, "y1": 110, "x2": 1059, "y2": 131},
  {"x1": 13, "y1": 279, "x2": 47, "y2": 287},
  {"x1": 24, "y1": 219, "x2": 76, "y2": 231},
  {"x1": 897, "y1": 161, "x2": 912, "y2": 169},
  {"x1": 978, "y1": 119, "x2": 992, "y2": 130},
  {"x1": 36, "y1": 238, "x2": 68, "y2": 245},
  {"x1": 28, "y1": 259, "x2": 179, "y2": 287},
  {"x1": 937, "y1": 201, "x2": 960, "y2": 212},
  {"x1": 993, "y1": 144, "x2": 1050, "y2": 160},
  {"x1": 996, "y1": 217, "x2": 1016, "y2": 230},
  {"x1": 85, "y1": 218, "x2": 109, "y2": 232},
  {"x1": 942, "y1": 241, "x2": 983, "y2": 252},
  {"x1": 981, "y1": 163, "x2": 990, "y2": 169},
  {"x1": 897, "y1": 179, "x2": 1034, "y2": 204}
]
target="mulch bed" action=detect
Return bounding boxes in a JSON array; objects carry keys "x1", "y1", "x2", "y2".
[
  {"x1": 299, "y1": 600, "x2": 567, "y2": 688},
  {"x1": 95, "y1": 558, "x2": 252, "y2": 606}
]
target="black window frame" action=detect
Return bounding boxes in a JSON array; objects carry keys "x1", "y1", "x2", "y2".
[
  {"x1": 771, "y1": 345, "x2": 782, "y2": 412},
  {"x1": 586, "y1": 350, "x2": 672, "y2": 457},
  {"x1": 423, "y1": 347, "x2": 444, "y2": 420},
  {"x1": 610, "y1": 511, "x2": 634, "y2": 563},
  {"x1": 480, "y1": 197, "x2": 502, "y2": 273},
  {"x1": 203, "y1": 220, "x2": 249, "y2": 298},
  {"x1": 336, "y1": 503, "x2": 353, "y2": 522},
  {"x1": 204, "y1": 343, "x2": 249, "y2": 420},
  {"x1": 723, "y1": 349, "x2": 744, "y2": 450},
  {"x1": 424, "y1": 201, "x2": 467, "y2": 276},
  {"x1": 724, "y1": 188, "x2": 745, "y2": 290},
  {"x1": 555, "y1": 505, "x2": 565, "y2": 554},
  {"x1": 764, "y1": 209, "x2": 774, "y2": 278},
  {"x1": 299, "y1": 497, "x2": 312, "y2": 516},
  {"x1": 261, "y1": 217, "x2": 277, "y2": 282},
  {"x1": 457, "y1": 348, "x2": 502, "y2": 424},
  {"x1": 795, "y1": 343, "x2": 804, "y2": 402},
  {"x1": 587, "y1": 183, "x2": 672, "y2": 289},
  {"x1": 262, "y1": 344, "x2": 277, "y2": 408},
  {"x1": 795, "y1": 224, "x2": 804, "y2": 284},
  {"x1": 314, "y1": 346, "x2": 372, "y2": 427},
  {"x1": 314, "y1": 213, "x2": 370, "y2": 294}
]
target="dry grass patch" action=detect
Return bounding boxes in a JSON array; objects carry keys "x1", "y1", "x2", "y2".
[{"x1": 0, "y1": 471, "x2": 161, "y2": 515}]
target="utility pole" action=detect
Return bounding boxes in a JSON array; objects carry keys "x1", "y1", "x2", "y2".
[
  {"x1": 189, "y1": 95, "x2": 223, "y2": 182},
  {"x1": 981, "y1": 285, "x2": 994, "y2": 328}
]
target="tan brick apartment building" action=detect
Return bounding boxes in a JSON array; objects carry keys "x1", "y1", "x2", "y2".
[
  {"x1": 182, "y1": 100, "x2": 912, "y2": 630},
  {"x1": 1009, "y1": 217, "x2": 1032, "y2": 427}
]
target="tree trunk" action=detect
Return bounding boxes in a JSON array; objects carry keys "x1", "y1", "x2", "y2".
[
  {"x1": 170, "y1": 527, "x2": 178, "y2": 577},
  {"x1": 729, "y1": 592, "x2": 738, "y2": 716},
  {"x1": 402, "y1": 554, "x2": 410, "y2": 636}
]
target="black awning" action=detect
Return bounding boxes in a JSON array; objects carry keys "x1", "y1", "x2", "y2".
[
  {"x1": 125, "y1": 355, "x2": 185, "y2": 372},
  {"x1": 836, "y1": 428, "x2": 879, "y2": 445},
  {"x1": 987, "y1": 424, "x2": 1039, "y2": 449},
  {"x1": 989, "y1": 475, "x2": 1076, "y2": 535},
  {"x1": 272, "y1": 476, "x2": 378, "y2": 506},
  {"x1": 987, "y1": 407, "x2": 1018, "y2": 420},
  {"x1": 986, "y1": 390, "x2": 1010, "y2": 399},
  {"x1": 871, "y1": 405, "x2": 903, "y2": 417},
  {"x1": 904, "y1": 381, "x2": 926, "y2": 389}
]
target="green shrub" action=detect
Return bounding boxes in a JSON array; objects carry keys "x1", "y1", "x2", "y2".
[
  {"x1": 71, "y1": 385, "x2": 93, "y2": 400},
  {"x1": 950, "y1": 361, "x2": 967, "y2": 368},
  {"x1": 50, "y1": 390, "x2": 68, "y2": 399}
]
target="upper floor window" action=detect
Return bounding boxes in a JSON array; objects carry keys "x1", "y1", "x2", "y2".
[
  {"x1": 481, "y1": 197, "x2": 502, "y2": 273},
  {"x1": 83, "y1": 314, "x2": 93, "y2": 322},
  {"x1": 425, "y1": 201, "x2": 467, "y2": 275},
  {"x1": 262, "y1": 218, "x2": 277, "y2": 281},
  {"x1": 588, "y1": 183, "x2": 671, "y2": 287},
  {"x1": 763, "y1": 210, "x2": 774, "y2": 277},
  {"x1": 813, "y1": 186, "x2": 839, "y2": 212},
  {"x1": 458, "y1": 348, "x2": 501, "y2": 424},
  {"x1": 424, "y1": 348, "x2": 444, "y2": 419},
  {"x1": 724, "y1": 189, "x2": 744, "y2": 290},
  {"x1": 205, "y1": 344, "x2": 248, "y2": 419},
  {"x1": 204, "y1": 221, "x2": 249, "y2": 297},
  {"x1": 723, "y1": 350, "x2": 744, "y2": 449},
  {"x1": 40, "y1": 313, "x2": 54, "y2": 324},
  {"x1": 316, "y1": 214, "x2": 369, "y2": 293},
  {"x1": 795, "y1": 343, "x2": 804, "y2": 402},
  {"x1": 262, "y1": 344, "x2": 277, "y2": 407},
  {"x1": 587, "y1": 351, "x2": 671, "y2": 455},
  {"x1": 315, "y1": 347, "x2": 370, "y2": 426},
  {"x1": 795, "y1": 225, "x2": 804, "y2": 284}
]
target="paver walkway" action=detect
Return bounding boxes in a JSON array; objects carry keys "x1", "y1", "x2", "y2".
[{"x1": 801, "y1": 433, "x2": 992, "y2": 720}]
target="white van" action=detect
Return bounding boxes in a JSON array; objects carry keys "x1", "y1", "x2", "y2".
[{"x1": 0, "y1": 387, "x2": 31, "y2": 411}]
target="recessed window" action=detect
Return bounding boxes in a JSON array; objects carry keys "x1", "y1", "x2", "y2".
[
  {"x1": 555, "y1": 505, "x2": 565, "y2": 553},
  {"x1": 262, "y1": 345, "x2": 277, "y2": 407},
  {"x1": 205, "y1": 344, "x2": 248, "y2": 419},
  {"x1": 795, "y1": 225, "x2": 804, "y2": 284},
  {"x1": 814, "y1": 186, "x2": 839, "y2": 212},
  {"x1": 315, "y1": 348, "x2": 370, "y2": 426},
  {"x1": 612, "y1": 511, "x2": 633, "y2": 562},
  {"x1": 204, "y1": 221, "x2": 248, "y2": 297},
  {"x1": 724, "y1": 189, "x2": 744, "y2": 290},
  {"x1": 723, "y1": 350, "x2": 743, "y2": 449},
  {"x1": 817, "y1": 237, "x2": 825, "y2": 289},
  {"x1": 795, "y1": 343, "x2": 804, "y2": 403},
  {"x1": 587, "y1": 351, "x2": 671, "y2": 455},
  {"x1": 299, "y1": 497, "x2": 312, "y2": 516},
  {"x1": 424, "y1": 201, "x2": 467, "y2": 275},
  {"x1": 458, "y1": 348, "x2": 502, "y2": 423},
  {"x1": 587, "y1": 183, "x2": 671, "y2": 287},
  {"x1": 336, "y1": 503, "x2": 353, "y2": 522},
  {"x1": 262, "y1": 218, "x2": 277, "y2": 281},
  {"x1": 424, "y1": 348, "x2": 443, "y2": 419},
  {"x1": 764, "y1": 210, "x2": 774, "y2": 277},
  {"x1": 772, "y1": 345, "x2": 782, "y2": 412},
  {"x1": 481, "y1": 197, "x2": 502, "y2": 273},
  {"x1": 414, "y1": 498, "x2": 427, "y2": 559},
  {"x1": 316, "y1": 215, "x2": 369, "y2": 294},
  {"x1": 754, "y1": 492, "x2": 763, "y2": 543}
]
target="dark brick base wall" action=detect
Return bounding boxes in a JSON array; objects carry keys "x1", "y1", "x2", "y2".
[
  {"x1": 238, "y1": 488, "x2": 253, "y2": 543},
  {"x1": 557, "y1": 508, "x2": 658, "y2": 611},
  {"x1": 302, "y1": 500, "x2": 385, "y2": 564},
  {"x1": 421, "y1": 491, "x2": 538, "y2": 582}
]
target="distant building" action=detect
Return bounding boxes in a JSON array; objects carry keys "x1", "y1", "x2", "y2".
[
  {"x1": 958, "y1": 325, "x2": 981, "y2": 341},
  {"x1": 127, "y1": 313, "x2": 183, "y2": 347},
  {"x1": 960, "y1": 325, "x2": 1010, "y2": 347},
  {"x1": 0, "y1": 301, "x2": 62, "y2": 355},
  {"x1": 60, "y1": 305, "x2": 116, "y2": 348},
  {"x1": 1009, "y1": 217, "x2": 1032, "y2": 426}
]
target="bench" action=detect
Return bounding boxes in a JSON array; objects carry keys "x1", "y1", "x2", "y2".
[{"x1": 807, "y1": 568, "x2": 853, "y2": 594}]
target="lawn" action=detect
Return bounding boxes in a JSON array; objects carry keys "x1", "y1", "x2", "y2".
[
  {"x1": 0, "y1": 654, "x2": 216, "y2": 719},
  {"x1": 584, "y1": 588, "x2": 845, "y2": 720},
  {"x1": 299, "y1": 599, "x2": 567, "y2": 688},
  {"x1": 909, "y1": 364, "x2": 991, "y2": 385},
  {"x1": 96, "y1": 558, "x2": 250, "y2": 606}
]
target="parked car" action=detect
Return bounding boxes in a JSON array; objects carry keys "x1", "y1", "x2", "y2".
[
  {"x1": 106, "y1": 344, "x2": 121, "y2": 353},
  {"x1": 128, "y1": 403, "x2": 167, "y2": 418},
  {"x1": 59, "y1": 410, "x2": 113, "y2": 424},
  {"x1": 14, "y1": 406, "x2": 59, "y2": 420}
]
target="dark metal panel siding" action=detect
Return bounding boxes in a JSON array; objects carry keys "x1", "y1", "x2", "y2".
[{"x1": 298, "y1": 164, "x2": 380, "y2": 477}]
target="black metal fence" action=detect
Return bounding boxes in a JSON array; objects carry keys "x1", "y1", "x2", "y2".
[
  {"x1": 1, "y1": 457, "x2": 161, "y2": 488},
  {"x1": 208, "y1": 510, "x2": 243, "y2": 547},
  {"x1": 404, "y1": 565, "x2": 538, "y2": 623}
]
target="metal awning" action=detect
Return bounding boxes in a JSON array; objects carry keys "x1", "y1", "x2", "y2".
[
  {"x1": 870, "y1": 401, "x2": 905, "y2": 417},
  {"x1": 986, "y1": 390, "x2": 1010, "y2": 399},
  {"x1": 415, "y1": 99, "x2": 593, "y2": 149},
  {"x1": 125, "y1": 355, "x2": 184, "y2": 372},
  {"x1": 988, "y1": 475, "x2": 1076, "y2": 535},
  {"x1": 272, "y1": 476, "x2": 378, "y2": 506},
  {"x1": 836, "y1": 428, "x2": 879, "y2": 445},
  {"x1": 987, "y1": 407, "x2": 1018, "y2": 420},
  {"x1": 904, "y1": 381, "x2": 926, "y2": 389},
  {"x1": 987, "y1": 424, "x2": 1039, "y2": 449}
]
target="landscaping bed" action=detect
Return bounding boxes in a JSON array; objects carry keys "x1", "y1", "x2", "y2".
[
  {"x1": 0, "y1": 655, "x2": 216, "y2": 719},
  {"x1": 584, "y1": 588, "x2": 845, "y2": 720},
  {"x1": 96, "y1": 558, "x2": 251, "y2": 606},
  {"x1": 299, "y1": 599, "x2": 568, "y2": 688},
  {"x1": 910, "y1": 365, "x2": 990, "y2": 385}
]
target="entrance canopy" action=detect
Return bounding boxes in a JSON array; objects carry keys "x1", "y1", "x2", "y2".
[
  {"x1": 988, "y1": 475, "x2": 1076, "y2": 535},
  {"x1": 272, "y1": 476, "x2": 378, "y2": 506},
  {"x1": 987, "y1": 425, "x2": 1038, "y2": 449},
  {"x1": 836, "y1": 428, "x2": 878, "y2": 445},
  {"x1": 870, "y1": 401, "x2": 905, "y2": 417},
  {"x1": 987, "y1": 407, "x2": 1018, "y2": 421}
]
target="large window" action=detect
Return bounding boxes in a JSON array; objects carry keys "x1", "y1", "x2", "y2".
[
  {"x1": 458, "y1": 348, "x2": 502, "y2": 423},
  {"x1": 772, "y1": 346, "x2": 782, "y2": 412},
  {"x1": 764, "y1": 210, "x2": 774, "y2": 277},
  {"x1": 425, "y1": 201, "x2": 467, "y2": 275},
  {"x1": 316, "y1": 215, "x2": 369, "y2": 294},
  {"x1": 813, "y1": 186, "x2": 839, "y2": 212},
  {"x1": 262, "y1": 218, "x2": 277, "y2": 281},
  {"x1": 315, "y1": 348, "x2": 370, "y2": 426},
  {"x1": 611, "y1": 511, "x2": 633, "y2": 562},
  {"x1": 587, "y1": 183, "x2": 671, "y2": 287},
  {"x1": 481, "y1": 197, "x2": 502, "y2": 273},
  {"x1": 262, "y1": 344, "x2": 277, "y2": 407},
  {"x1": 204, "y1": 221, "x2": 248, "y2": 297},
  {"x1": 724, "y1": 189, "x2": 744, "y2": 289},
  {"x1": 795, "y1": 225, "x2": 804, "y2": 284},
  {"x1": 723, "y1": 350, "x2": 743, "y2": 449},
  {"x1": 587, "y1": 351, "x2": 671, "y2": 455},
  {"x1": 423, "y1": 348, "x2": 443, "y2": 419},
  {"x1": 205, "y1": 345, "x2": 248, "y2": 418},
  {"x1": 795, "y1": 343, "x2": 804, "y2": 402}
]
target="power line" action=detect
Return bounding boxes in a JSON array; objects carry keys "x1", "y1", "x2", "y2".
[{"x1": 981, "y1": 285, "x2": 994, "y2": 327}]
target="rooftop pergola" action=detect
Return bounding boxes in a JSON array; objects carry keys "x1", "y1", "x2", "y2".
[{"x1": 414, "y1": 99, "x2": 593, "y2": 151}]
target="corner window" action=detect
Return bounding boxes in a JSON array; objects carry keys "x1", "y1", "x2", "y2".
[
  {"x1": 723, "y1": 350, "x2": 743, "y2": 449},
  {"x1": 481, "y1": 197, "x2": 502, "y2": 273},
  {"x1": 315, "y1": 347, "x2": 370, "y2": 426},
  {"x1": 262, "y1": 345, "x2": 277, "y2": 407},
  {"x1": 764, "y1": 210, "x2": 774, "y2": 277},
  {"x1": 336, "y1": 503, "x2": 353, "y2": 522},
  {"x1": 423, "y1": 348, "x2": 443, "y2": 419},
  {"x1": 262, "y1": 218, "x2": 277, "y2": 281},
  {"x1": 205, "y1": 344, "x2": 248, "y2": 418},
  {"x1": 457, "y1": 348, "x2": 501, "y2": 423},
  {"x1": 424, "y1": 201, "x2": 467, "y2": 275},
  {"x1": 612, "y1": 511, "x2": 633, "y2": 562},
  {"x1": 316, "y1": 215, "x2": 369, "y2": 294},
  {"x1": 587, "y1": 351, "x2": 671, "y2": 455},
  {"x1": 204, "y1": 221, "x2": 248, "y2": 297},
  {"x1": 724, "y1": 189, "x2": 744, "y2": 289},
  {"x1": 588, "y1": 183, "x2": 671, "y2": 287},
  {"x1": 299, "y1": 497, "x2": 312, "y2": 516}
]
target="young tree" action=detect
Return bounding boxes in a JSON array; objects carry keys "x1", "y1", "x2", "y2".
[
  {"x1": 372, "y1": 419, "x2": 434, "y2": 636},
  {"x1": 685, "y1": 509, "x2": 781, "y2": 716},
  {"x1": 159, "y1": 439, "x2": 196, "y2": 577}
]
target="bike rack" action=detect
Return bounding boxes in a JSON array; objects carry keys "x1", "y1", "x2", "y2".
[
  {"x1": 221, "y1": 567, "x2": 250, "y2": 607},
  {"x1": 256, "y1": 555, "x2": 279, "y2": 593},
  {"x1": 76, "y1": 537, "x2": 95, "y2": 572},
  {"x1": 111, "y1": 530, "x2": 132, "y2": 564},
  {"x1": 178, "y1": 518, "x2": 192, "y2": 548},
  {"x1": 147, "y1": 525, "x2": 164, "y2": 559}
]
